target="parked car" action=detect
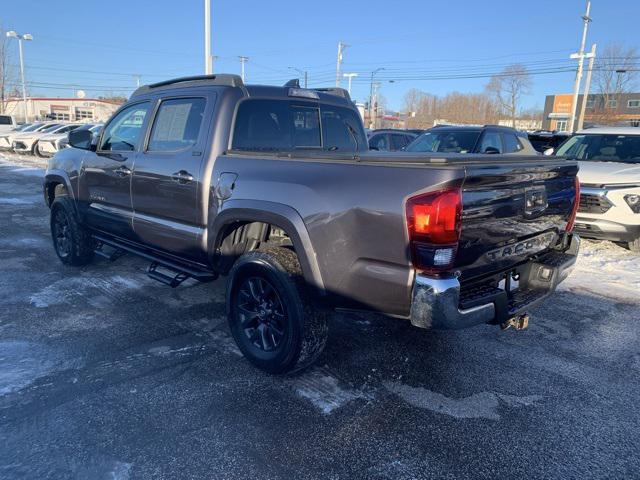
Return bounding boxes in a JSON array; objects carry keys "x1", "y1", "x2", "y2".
[
  {"x1": 12, "y1": 123, "x2": 80, "y2": 155},
  {"x1": 45, "y1": 74, "x2": 580, "y2": 374},
  {"x1": 555, "y1": 127, "x2": 640, "y2": 251},
  {"x1": 0, "y1": 114, "x2": 17, "y2": 134},
  {"x1": 528, "y1": 130, "x2": 571, "y2": 154},
  {"x1": 37, "y1": 123, "x2": 102, "y2": 157},
  {"x1": 405, "y1": 125, "x2": 538, "y2": 155},
  {"x1": 0, "y1": 122, "x2": 50, "y2": 151},
  {"x1": 368, "y1": 129, "x2": 418, "y2": 151}
]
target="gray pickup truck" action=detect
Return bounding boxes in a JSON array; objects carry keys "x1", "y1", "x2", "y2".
[{"x1": 44, "y1": 74, "x2": 580, "y2": 373}]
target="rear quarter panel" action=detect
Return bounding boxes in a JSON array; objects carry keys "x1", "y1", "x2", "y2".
[{"x1": 212, "y1": 154, "x2": 464, "y2": 316}]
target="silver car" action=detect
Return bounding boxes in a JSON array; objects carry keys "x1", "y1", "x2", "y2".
[{"x1": 37, "y1": 123, "x2": 103, "y2": 157}]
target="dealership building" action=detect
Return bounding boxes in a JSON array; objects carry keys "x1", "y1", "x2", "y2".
[
  {"x1": 2, "y1": 97, "x2": 122, "y2": 123},
  {"x1": 542, "y1": 93, "x2": 640, "y2": 131}
]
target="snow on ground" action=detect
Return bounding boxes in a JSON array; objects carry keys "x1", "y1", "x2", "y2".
[{"x1": 560, "y1": 238, "x2": 640, "y2": 302}]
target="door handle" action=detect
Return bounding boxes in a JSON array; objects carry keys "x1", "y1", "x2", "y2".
[
  {"x1": 115, "y1": 166, "x2": 131, "y2": 177},
  {"x1": 171, "y1": 170, "x2": 194, "y2": 184}
]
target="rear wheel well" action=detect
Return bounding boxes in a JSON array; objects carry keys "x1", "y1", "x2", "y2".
[{"x1": 214, "y1": 221, "x2": 294, "y2": 273}]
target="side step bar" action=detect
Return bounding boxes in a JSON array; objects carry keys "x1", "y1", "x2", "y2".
[{"x1": 92, "y1": 233, "x2": 218, "y2": 286}]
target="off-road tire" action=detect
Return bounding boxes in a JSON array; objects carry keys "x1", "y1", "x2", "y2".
[
  {"x1": 227, "y1": 246, "x2": 328, "y2": 374},
  {"x1": 50, "y1": 196, "x2": 94, "y2": 266},
  {"x1": 628, "y1": 236, "x2": 640, "y2": 253}
]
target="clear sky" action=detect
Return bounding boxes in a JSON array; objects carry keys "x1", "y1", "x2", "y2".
[{"x1": 2, "y1": 0, "x2": 638, "y2": 111}]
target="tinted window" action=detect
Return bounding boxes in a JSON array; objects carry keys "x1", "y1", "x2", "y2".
[
  {"x1": 391, "y1": 133, "x2": 412, "y2": 150},
  {"x1": 556, "y1": 134, "x2": 640, "y2": 164},
  {"x1": 100, "y1": 102, "x2": 150, "y2": 152},
  {"x1": 148, "y1": 98, "x2": 206, "y2": 152},
  {"x1": 479, "y1": 131, "x2": 502, "y2": 153},
  {"x1": 320, "y1": 105, "x2": 364, "y2": 152},
  {"x1": 232, "y1": 100, "x2": 362, "y2": 152},
  {"x1": 291, "y1": 105, "x2": 321, "y2": 148},
  {"x1": 0, "y1": 116, "x2": 12, "y2": 125},
  {"x1": 502, "y1": 133, "x2": 523, "y2": 153},
  {"x1": 369, "y1": 133, "x2": 389, "y2": 151},
  {"x1": 406, "y1": 130, "x2": 480, "y2": 153}
]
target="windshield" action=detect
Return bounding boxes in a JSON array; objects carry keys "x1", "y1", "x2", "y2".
[
  {"x1": 556, "y1": 134, "x2": 640, "y2": 164},
  {"x1": 40, "y1": 124, "x2": 62, "y2": 133},
  {"x1": 20, "y1": 123, "x2": 44, "y2": 132},
  {"x1": 405, "y1": 130, "x2": 480, "y2": 153}
]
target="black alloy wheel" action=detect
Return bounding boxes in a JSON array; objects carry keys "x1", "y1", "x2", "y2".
[{"x1": 235, "y1": 276, "x2": 286, "y2": 353}]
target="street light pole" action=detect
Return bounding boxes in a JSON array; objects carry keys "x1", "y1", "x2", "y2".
[
  {"x1": 342, "y1": 73, "x2": 358, "y2": 95},
  {"x1": 204, "y1": 0, "x2": 213, "y2": 74},
  {"x1": 238, "y1": 56, "x2": 249, "y2": 82},
  {"x1": 6, "y1": 31, "x2": 33, "y2": 123},
  {"x1": 335, "y1": 42, "x2": 349, "y2": 87},
  {"x1": 369, "y1": 68, "x2": 384, "y2": 129},
  {"x1": 568, "y1": 0, "x2": 592, "y2": 132},
  {"x1": 577, "y1": 43, "x2": 597, "y2": 132}
]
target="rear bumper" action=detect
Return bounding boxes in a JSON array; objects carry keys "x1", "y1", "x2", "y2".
[{"x1": 409, "y1": 234, "x2": 580, "y2": 329}]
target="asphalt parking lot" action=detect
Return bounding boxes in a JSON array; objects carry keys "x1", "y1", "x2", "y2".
[{"x1": 1, "y1": 154, "x2": 639, "y2": 480}]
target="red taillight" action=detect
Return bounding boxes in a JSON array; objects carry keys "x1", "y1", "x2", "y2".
[
  {"x1": 406, "y1": 189, "x2": 462, "y2": 272},
  {"x1": 566, "y1": 176, "x2": 580, "y2": 232}
]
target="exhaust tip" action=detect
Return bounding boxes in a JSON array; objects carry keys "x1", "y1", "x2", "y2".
[{"x1": 501, "y1": 313, "x2": 530, "y2": 331}]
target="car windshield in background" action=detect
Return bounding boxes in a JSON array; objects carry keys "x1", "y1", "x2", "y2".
[
  {"x1": 40, "y1": 124, "x2": 62, "y2": 133},
  {"x1": 556, "y1": 134, "x2": 640, "y2": 164},
  {"x1": 405, "y1": 130, "x2": 480, "y2": 154}
]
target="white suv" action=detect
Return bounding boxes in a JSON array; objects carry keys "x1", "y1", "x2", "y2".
[{"x1": 556, "y1": 127, "x2": 640, "y2": 252}]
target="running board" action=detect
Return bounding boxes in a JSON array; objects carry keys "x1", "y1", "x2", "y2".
[
  {"x1": 147, "y1": 262, "x2": 190, "y2": 288},
  {"x1": 92, "y1": 233, "x2": 218, "y2": 285}
]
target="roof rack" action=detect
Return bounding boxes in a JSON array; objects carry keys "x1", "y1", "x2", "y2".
[{"x1": 132, "y1": 74, "x2": 243, "y2": 96}]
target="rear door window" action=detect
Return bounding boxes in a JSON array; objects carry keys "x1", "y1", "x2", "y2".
[
  {"x1": 0, "y1": 116, "x2": 13, "y2": 125},
  {"x1": 369, "y1": 133, "x2": 389, "y2": 151},
  {"x1": 502, "y1": 133, "x2": 523, "y2": 153},
  {"x1": 391, "y1": 133, "x2": 412, "y2": 150},
  {"x1": 320, "y1": 105, "x2": 365, "y2": 152},
  {"x1": 479, "y1": 131, "x2": 502, "y2": 153},
  {"x1": 148, "y1": 98, "x2": 206, "y2": 152}
]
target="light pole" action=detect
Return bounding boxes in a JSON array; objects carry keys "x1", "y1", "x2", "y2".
[
  {"x1": 568, "y1": 0, "x2": 592, "y2": 132},
  {"x1": 288, "y1": 67, "x2": 308, "y2": 88},
  {"x1": 335, "y1": 41, "x2": 349, "y2": 87},
  {"x1": 369, "y1": 68, "x2": 384, "y2": 129},
  {"x1": 238, "y1": 56, "x2": 249, "y2": 82},
  {"x1": 204, "y1": 0, "x2": 213, "y2": 74},
  {"x1": 6, "y1": 31, "x2": 33, "y2": 123},
  {"x1": 577, "y1": 43, "x2": 597, "y2": 131},
  {"x1": 343, "y1": 73, "x2": 358, "y2": 95}
]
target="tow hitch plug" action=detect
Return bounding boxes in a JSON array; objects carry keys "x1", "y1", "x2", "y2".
[{"x1": 501, "y1": 313, "x2": 530, "y2": 331}]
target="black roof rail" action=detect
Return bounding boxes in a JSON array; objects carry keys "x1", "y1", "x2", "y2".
[
  {"x1": 132, "y1": 74, "x2": 243, "y2": 96},
  {"x1": 312, "y1": 87, "x2": 352, "y2": 101}
]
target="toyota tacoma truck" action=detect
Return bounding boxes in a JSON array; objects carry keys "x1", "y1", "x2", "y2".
[{"x1": 44, "y1": 74, "x2": 581, "y2": 374}]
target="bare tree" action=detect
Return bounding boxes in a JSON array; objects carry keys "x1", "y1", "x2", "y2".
[
  {"x1": 0, "y1": 25, "x2": 17, "y2": 114},
  {"x1": 485, "y1": 64, "x2": 532, "y2": 128},
  {"x1": 593, "y1": 43, "x2": 639, "y2": 124}
]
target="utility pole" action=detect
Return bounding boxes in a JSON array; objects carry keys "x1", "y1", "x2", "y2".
[
  {"x1": 568, "y1": 0, "x2": 592, "y2": 132},
  {"x1": 238, "y1": 56, "x2": 249, "y2": 82},
  {"x1": 335, "y1": 41, "x2": 349, "y2": 87},
  {"x1": 204, "y1": 0, "x2": 213, "y2": 74},
  {"x1": 343, "y1": 73, "x2": 358, "y2": 95},
  {"x1": 372, "y1": 82, "x2": 380, "y2": 129},
  {"x1": 6, "y1": 31, "x2": 32, "y2": 123},
  {"x1": 577, "y1": 43, "x2": 597, "y2": 131},
  {"x1": 133, "y1": 75, "x2": 141, "y2": 87},
  {"x1": 369, "y1": 68, "x2": 384, "y2": 129},
  {"x1": 288, "y1": 67, "x2": 308, "y2": 88}
]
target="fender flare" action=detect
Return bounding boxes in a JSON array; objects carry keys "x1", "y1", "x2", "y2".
[
  {"x1": 43, "y1": 170, "x2": 75, "y2": 209},
  {"x1": 209, "y1": 199, "x2": 325, "y2": 295}
]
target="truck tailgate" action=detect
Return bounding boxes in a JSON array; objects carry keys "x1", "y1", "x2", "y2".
[{"x1": 457, "y1": 158, "x2": 578, "y2": 282}]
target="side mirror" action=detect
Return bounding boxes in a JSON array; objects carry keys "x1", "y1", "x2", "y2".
[
  {"x1": 543, "y1": 147, "x2": 555, "y2": 156},
  {"x1": 68, "y1": 129, "x2": 96, "y2": 151},
  {"x1": 483, "y1": 146, "x2": 500, "y2": 154}
]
